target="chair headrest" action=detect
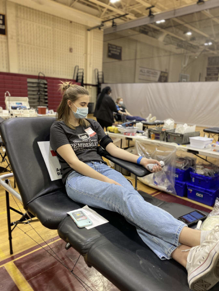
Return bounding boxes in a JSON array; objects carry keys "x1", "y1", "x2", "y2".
[{"x1": 1, "y1": 117, "x2": 65, "y2": 208}]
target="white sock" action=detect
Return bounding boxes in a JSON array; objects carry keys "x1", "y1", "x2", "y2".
[{"x1": 200, "y1": 230, "x2": 211, "y2": 244}]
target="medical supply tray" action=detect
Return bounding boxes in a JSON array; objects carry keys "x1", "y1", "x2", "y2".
[
  {"x1": 166, "y1": 130, "x2": 200, "y2": 144},
  {"x1": 148, "y1": 128, "x2": 175, "y2": 141}
]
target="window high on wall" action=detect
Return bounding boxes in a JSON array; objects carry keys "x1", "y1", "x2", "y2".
[{"x1": 103, "y1": 6, "x2": 219, "y2": 83}]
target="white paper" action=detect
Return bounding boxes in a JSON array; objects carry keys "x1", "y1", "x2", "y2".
[
  {"x1": 67, "y1": 206, "x2": 109, "y2": 229},
  {"x1": 83, "y1": 205, "x2": 109, "y2": 229},
  {"x1": 38, "y1": 141, "x2": 62, "y2": 181}
]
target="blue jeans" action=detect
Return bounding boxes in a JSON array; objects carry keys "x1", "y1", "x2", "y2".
[
  {"x1": 126, "y1": 115, "x2": 146, "y2": 122},
  {"x1": 65, "y1": 162, "x2": 186, "y2": 260}
]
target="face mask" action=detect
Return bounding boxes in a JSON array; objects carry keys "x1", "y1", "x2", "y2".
[
  {"x1": 72, "y1": 104, "x2": 88, "y2": 119},
  {"x1": 119, "y1": 101, "x2": 123, "y2": 105}
]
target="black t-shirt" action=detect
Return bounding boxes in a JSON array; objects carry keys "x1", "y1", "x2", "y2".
[
  {"x1": 117, "y1": 104, "x2": 126, "y2": 113},
  {"x1": 50, "y1": 119, "x2": 106, "y2": 184}
]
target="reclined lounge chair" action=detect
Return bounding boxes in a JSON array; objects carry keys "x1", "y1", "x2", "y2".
[{"x1": 1, "y1": 117, "x2": 217, "y2": 291}]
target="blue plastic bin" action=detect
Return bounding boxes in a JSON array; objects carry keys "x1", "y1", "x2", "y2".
[
  {"x1": 175, "y1": 168, "x2": 192, "y2": 182},
  {"x1": 187, "y1": 183, "x2": 219, "y2": 206},
  {"x1": 190, "y1": 172, "x2": 219, "y2": 189},
  {"x1": 175, "y1": 181, "x2": 187, "y2": 197}
]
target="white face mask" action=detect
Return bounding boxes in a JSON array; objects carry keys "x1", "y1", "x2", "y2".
[
  {"x1": 119, "y1": 101, "x2": 123, "y2": 105},
  {"x1": 72, "y1": 104, "x2": 88, "y2": 119}
]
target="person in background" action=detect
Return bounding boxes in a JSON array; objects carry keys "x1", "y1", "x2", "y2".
[
  {"x1": 115, "y1": 97, "x2": 146, "y2": 122},
  {"x1": 94, "y1": 86, "x2": 118, "y2": 129}
]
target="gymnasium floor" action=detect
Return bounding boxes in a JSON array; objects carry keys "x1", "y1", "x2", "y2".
[{"x1": 0, "y1": 121, "x2": 216, "y2": 291}]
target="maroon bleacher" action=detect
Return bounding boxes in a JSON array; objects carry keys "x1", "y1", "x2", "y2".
[{"x1": 0, "y1": 72, "x2": 79, "y2": 110}]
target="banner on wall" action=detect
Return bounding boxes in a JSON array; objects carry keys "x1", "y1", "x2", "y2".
[
  {"x1": 108, "y1": 43, "x2": 122, "y2": 60},
  {"x1": 0, "y1": 14, "x2": 6, "y2": 35},
  {"x1": 138, "y1": 67, "x2": 168, "y2": 82}
]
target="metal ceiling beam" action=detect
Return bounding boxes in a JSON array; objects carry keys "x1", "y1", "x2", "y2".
[
  {"x1": 172, "y1": 17, "x2": 211, "y2": 39},
  {"x1": 135, "y1": 0, "x2": 213, "y2": 41},
  {"x1": 88, "y1": 0, "x2": 136, "y2": 20},
  {"x1": 118, "y1": 6, "x2": 216, "y2": 55},
  {"x1": 151, "y1": 0, "x2": 219, "y2": 33},
  {"x1": 202, "y1": 10, "x2": 219, "y2": 25},
  {"x1": 104, "y1": 0, "x2": 219, "y2": 34}
]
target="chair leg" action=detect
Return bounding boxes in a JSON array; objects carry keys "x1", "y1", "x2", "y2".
[
  {"x1": 14, "y1": 177, "x2": 16, "y2": 189},
  {"x1": 5, "y1": 180, "x2": 13, "y2": 255},
  {"x1": 135, "y1": 175, "x2": 138, "y2": 190}
]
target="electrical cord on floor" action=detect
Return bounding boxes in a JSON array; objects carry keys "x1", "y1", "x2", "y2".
[{"x1": 9, "y1": 190, "x2": 94, "y2": 291}]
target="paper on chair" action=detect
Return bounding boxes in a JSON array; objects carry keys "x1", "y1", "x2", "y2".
[
  {"x1": 38, "y1": 141, "x2": 62, "y2": 181},
  {"x1": 82, "y1": 205, "x2": 109, "y2": 229}
]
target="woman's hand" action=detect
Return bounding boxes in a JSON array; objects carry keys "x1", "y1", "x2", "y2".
[
  {"x1": 140, "y1": 157, "x2": 162, "y2": 173},
  {"x1": 104, "y1": 177, "x2": 122, "y2": 186}
]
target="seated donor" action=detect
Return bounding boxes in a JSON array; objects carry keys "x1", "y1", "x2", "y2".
[
  {"x1": 116, "y1": 98, "x2": 146, "y2": 122},
  {"x1": 50, "y1": 82, "x2": 219, "y2": 291}
]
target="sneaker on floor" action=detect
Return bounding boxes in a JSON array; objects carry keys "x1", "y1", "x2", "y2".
[{"x1": 186, "y1": 240, "x2": 219, "y2": 290}]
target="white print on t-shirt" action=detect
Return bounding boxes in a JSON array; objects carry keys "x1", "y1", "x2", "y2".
[
  {"x1": 69, "y1": 127, "x2": 98, "y2": 152},
  {"x1": 78, "y1": 133, "x2": 90, "y2": 140},
  {"x1": 70, "y1": 141, "x2": 98, "y2": 151}
]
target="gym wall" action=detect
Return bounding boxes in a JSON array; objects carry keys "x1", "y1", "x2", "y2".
[
  {"x1": 103, "y1": 33, "x2": 208, "y2": 84},
  {"x1": 0, "y1": 0, "x2": 103, "y2": 81}
]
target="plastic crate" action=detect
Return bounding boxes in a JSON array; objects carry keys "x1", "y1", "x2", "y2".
[
  {"x1": 175, "y1": 181, "x2": 187, "y2": 197},
  {"x1": 186, "y1": 183, "x2": 219, "y2": 206},
  {"x1": 190, "y1": 172, "x2": 219, "y2": 189},
  {"x1": 175, "y1": 168, "x2": 192, "y2": 182},
  {"x1": 166, "y1": 130, "x2": 200, "y2": 145}
]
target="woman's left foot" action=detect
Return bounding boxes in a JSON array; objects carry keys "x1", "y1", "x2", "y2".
[{"x1": 186, "y1": 240, "x2": 219, "y2": 290}]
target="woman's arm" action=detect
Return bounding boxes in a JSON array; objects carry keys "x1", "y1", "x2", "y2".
[
  {"x1": 105, "y1": 143, "x2": 161, "y2": 172},
  {"x1": 125, "y1": 109, "x2": 132, "y2": 116},
  {"x1": 118, "y1": 110, "x2": 126, "y2": 115},
  {"x1": 57, "y1": 144, "x2": 121, "y2": 185}
]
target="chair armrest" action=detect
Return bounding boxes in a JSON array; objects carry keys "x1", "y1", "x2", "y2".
[{"x1": 97, "y1": 147, "x2": 150, "y2": 177}]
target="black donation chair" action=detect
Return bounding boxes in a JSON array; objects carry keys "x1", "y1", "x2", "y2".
[{"x1": 1, "y1": 117, "x2": 217, "y2": 291}]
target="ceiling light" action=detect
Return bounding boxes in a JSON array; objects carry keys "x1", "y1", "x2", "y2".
[
  {"x1": 186, "y1": 31, "x2": 192, "y2": 36},
  {"x1": 156, "y1": 19, "x2": 165, "y2": 24},
  {"x1": 205, "y1": 41, "x2": 212, "y2": 46},
  {"x1": 110, "y1": 0, "x2": 120, "y2": 3}
]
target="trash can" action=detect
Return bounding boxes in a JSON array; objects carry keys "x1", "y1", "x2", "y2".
[{"x1": 88, "y1": 102, "x2": 94, "y2": 114}]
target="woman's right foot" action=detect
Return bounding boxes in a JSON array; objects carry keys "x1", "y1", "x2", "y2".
[{"x1": 186, "y1": 234, "x2": 219, "y2": 291}]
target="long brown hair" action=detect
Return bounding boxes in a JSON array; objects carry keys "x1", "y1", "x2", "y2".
[
  {"x1": 57, "y1": 82, "x2": 89, "y2": 128},
  {"x1": 116, "y1": 97, "x2": 122, "y2": 104}
]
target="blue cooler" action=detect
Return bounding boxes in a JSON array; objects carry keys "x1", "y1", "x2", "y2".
[
  {"x1": 175, "y1": 168, "x2": 192, "y2": 182},
  {"x1": 190, "y1": 172, "x2": 219, "y2": 189},
  {"x1": 187, "y1": 182, "x2": 219, "y2": 206},
  {"x1": 175, "y1": 181, "x2": 187, "y2": 197}
]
